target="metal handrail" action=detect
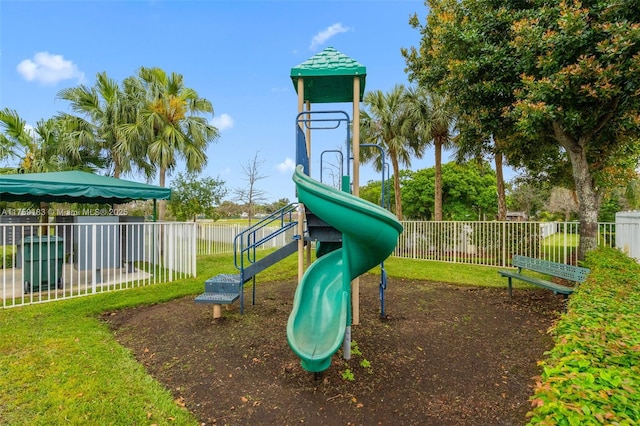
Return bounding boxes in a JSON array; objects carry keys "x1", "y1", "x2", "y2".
[{"x1": 233, "y1": 203, "x2": 299, "y2": 271}]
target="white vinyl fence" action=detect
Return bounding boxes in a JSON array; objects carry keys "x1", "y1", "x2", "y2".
[
  {"x1": 2, "y1": 218, "x2": 623, "y2": 308},
  {"x1": 195, "y1": 220, "x2": 618, "y2": 267},
  {"x1": 395, "y1": 221, "x2": 617, "y2": 266},
  {"x1": 1, "y1": 219, "x2": 197, "y2": 308},
  {"x1": 197, "y1": 221, "x2": 297, "y2": 256},
  {"x1": 615, "y1": 211, "x2": 640, "y2": 261}
]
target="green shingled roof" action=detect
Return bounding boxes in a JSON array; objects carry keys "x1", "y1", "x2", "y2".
[{"x1": 290, "y1": 47, "x2": 366, "y2": 104}]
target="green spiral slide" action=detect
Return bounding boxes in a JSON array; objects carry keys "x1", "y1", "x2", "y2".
[{"x1": 287, "y1": 165, "x2": 403, "y2": 372}]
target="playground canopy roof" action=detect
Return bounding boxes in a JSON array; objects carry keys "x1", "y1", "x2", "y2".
[
  {"x1": 0, "y1": 171, "x2": 171, "y2": 204},
  {"x1": 290, "y1": 47, "x2": 366, "y2": 104}
]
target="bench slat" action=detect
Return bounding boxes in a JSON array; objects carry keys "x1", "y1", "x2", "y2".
[
  {"x1": 498, "y1": 270, "x2": 574, "y2": 294},
  {"x1": 512, "y1": 255, "x2": 590, "y2": 282},
  {"x1": 498, "y1": 255, "x2": 589, "y2": 302}
]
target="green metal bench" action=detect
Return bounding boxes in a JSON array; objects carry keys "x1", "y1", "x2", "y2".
[{"x1": 498, "y1": 255, "x2": 590, "y2": 299}]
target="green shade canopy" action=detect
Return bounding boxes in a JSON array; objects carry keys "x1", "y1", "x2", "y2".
[
  {"x1": 0, "y1": 171, "x2": 171, "y2": 204},
  {"x1": 290, "y1": 47, "x2": 366, "y2": 103}
]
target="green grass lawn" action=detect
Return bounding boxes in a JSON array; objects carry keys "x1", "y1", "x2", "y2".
[
  {"x1": 539, "y1": 233, "x2": 580, "y2": 262},
  {"x1": 542, "y1": 233, "x2": 579, "y2": 248},
  {"x1": 0, "y1": 253, "x2": 506, "y2": 425}
]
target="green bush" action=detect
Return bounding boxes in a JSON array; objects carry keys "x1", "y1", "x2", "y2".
[
  {"x1": 1, "y1": 246, "x2": 14, "y2": 269},
  {"x1": 527, "y1": 247, "x2": 640, "y2": 425}
]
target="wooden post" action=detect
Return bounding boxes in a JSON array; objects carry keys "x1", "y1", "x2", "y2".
[
  {"x1": 305, "y1": 100, "x2": 311, "y2": 172},
  {"x1": 297, "y1": 77, "x2": 306, "y2": 284},
  {"x1": 297, "y1": 77, "x2": 304, "y2": 117},
  {"x1": 353, "y1": 77, "x2": 360, "y2": 198},
  {"x1": 298, "y1": 204, "x2": 305, "y2": 282},
  {"x1": 213, "y1": 304, "x2": 222, "y2": 319},
  {"x1": 352, "y1": 75, "x2": 361, "y2": 326},
  {"x1": 305, "y1": 100, "x2": 312, "y2": 268}
]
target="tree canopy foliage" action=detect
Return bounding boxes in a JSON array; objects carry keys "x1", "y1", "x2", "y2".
[
  {"x1": 361, "y1": 85, "x2": 428, "y2": 219},
  {"x1": 168, "y1": 171, "x2": 226, "y2": 221},
  {"x1": 403, "y1": 0, "x2": 640, "y2": 259},
  {"x1": 121, "y1": 67, "x2": 220, "y2": 220},
  {"x1": 402, "y1": 161, "x2": 498, "y2": 220}
]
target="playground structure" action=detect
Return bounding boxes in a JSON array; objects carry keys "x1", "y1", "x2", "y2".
[{"x1": 195, "y1": 47, "x2": 403, "y2": 373}]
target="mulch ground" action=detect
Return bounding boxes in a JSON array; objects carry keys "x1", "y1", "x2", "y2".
[{"x1": 102, "y1": 274, "x2": 564, "y2": 425}]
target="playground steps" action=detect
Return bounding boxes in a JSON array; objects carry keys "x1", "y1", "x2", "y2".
[
  {"x1": 195, "y1": 241, "x2": 299, "y2": 308},
  {"x1": 195, "y1": 274, "x2": 242, "y2": 305},
  {"x1": 194, "y1": 202, "x2": 346, "y2": 319}
]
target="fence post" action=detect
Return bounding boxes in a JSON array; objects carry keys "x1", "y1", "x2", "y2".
[
  {"x1": 192, "y1": 222, "x2": 197, "y2": 277},
  {"x1": 563, "y1": 223, "x2": 568, "y2": 265},
  {"x1": 91, "y1": 224, "x2": 97, "y2": 293},
  {"x1": 502, "y1": 221, "x2": 507, "y2": 267},
  {"x1": 453, "y1": 222, "x2": 458, "y2": 264}
]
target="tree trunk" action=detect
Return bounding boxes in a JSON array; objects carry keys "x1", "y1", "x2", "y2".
[
  {"x1": 434, "y1": 139, "x2": 443, "y2": 221},
  {"x1": 390, "y1": 152, "x2": 403, "y2": 220},
  {"x1": 494, "y1": 151, "x2": 507, "y2": 221},
  {"x1": 40, "y1": 201, "x2": 49, "y2": 236},
  {"x1": 570, "y1": 150, "x2": 599, "y2": 261},
  {"x1": 113, "y1": 165, "x2": 121, "y2": 211},
  {"x1": 158, "y1": 167, "x2": 166, "y2": 221},
  {"x1": 553, "y1": 122, "x2": 599, "y2": 261}
]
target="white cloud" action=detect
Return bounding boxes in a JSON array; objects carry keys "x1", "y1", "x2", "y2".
[
  {"x1": 309, "y1": 23, "x2": 350, "y2": 51},
  {"x1": 24, "y1": 124, "x2": 37, "y2": 138},
  {"x1": 16, "y1": 52, "x2": 84, "y2": 85},
  {"x1": 276, "y1": 157, "x2": 296, "y2": 173},
  {"x1": 211, "y1": 113, "x2": 234, "y2": 131}
]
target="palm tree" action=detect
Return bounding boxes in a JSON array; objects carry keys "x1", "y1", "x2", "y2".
[
  {"x1": 123, "y1": 67, "x2": 220, "y2": 220},
  {"x1": 0, "y1": 111, "x2": 57, "y2": 231},
  {"x1": 405, "y1": 88, "x2": 456, "y2": 221},
  {"x1": 0, "y1": 108, "x2": 32, "y2": 167},
  {"x1": 57, "y1": 71, "x2": 151, "y2": 179},
  {"x1": 55, "y1": 115, "x2": 105, "y2": 172},
  {"x1": 0, "y1": 109, "x2": 104, "y2": 230},
  {"x1": 23, "y1": 119, "x2": 64, "y2": 173},
  {"x1": 360, "y1": 85, "x2": 427, "y2": 219},
  {"x1": 454, "y1": 118, "x2": 509, "y2": 221},
  {"x1": 0, "y1": 108, "x2": 66, "y2": 173}
]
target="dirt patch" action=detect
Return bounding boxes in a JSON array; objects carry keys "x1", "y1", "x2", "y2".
[{"x1": 103, "y1": 274, "x2": 564, "y2": 425}]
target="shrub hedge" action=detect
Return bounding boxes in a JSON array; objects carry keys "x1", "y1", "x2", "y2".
[
  {"x1": 1, "y1": 246, "x2": 14, "y2": 269},
  {"x1": 527, "y1": 247, "x2": 640, "y2": 425}
]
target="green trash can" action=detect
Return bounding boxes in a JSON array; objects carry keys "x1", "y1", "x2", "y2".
[{"x1": 20, "y1": 236, "x2": 64, "y2": 293}]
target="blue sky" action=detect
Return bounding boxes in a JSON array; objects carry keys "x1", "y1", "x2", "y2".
[{"x1": 0, "y1": 0, "x2": 455, "y2": 203}]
